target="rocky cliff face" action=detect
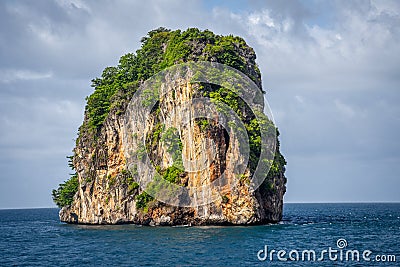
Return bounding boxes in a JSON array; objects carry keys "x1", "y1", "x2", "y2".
[{"x1": 59, "y1": 28, "x2": 286, "y2": 225}]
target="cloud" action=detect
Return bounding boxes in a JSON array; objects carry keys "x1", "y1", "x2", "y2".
[
  {"x1": 334, "y1": 99, "x2": 356, "y2": 118},
  {"x1": 209, "y1": 1, "x2": 400, "y2": 94},
  {"x1": 0, "y1": 95, "x2": 83, "y2": 159},
  {"x1": 295, "y1": 95, "x2": 304, "y2": 104},
  {"x1": 0, "y1": 0, "x2": 210, "y2": 80},
  {"x1": 0, "y1": 69, "x2": 53, "y2": 83}
]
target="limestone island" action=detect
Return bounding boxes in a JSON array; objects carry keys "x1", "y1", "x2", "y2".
[{"x1": 52, "y1": 28, "x2": 287, "y2": 226}]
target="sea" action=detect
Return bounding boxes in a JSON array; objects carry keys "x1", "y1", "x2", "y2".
[{"x1": 0, "y1": 203, "x2": 399, "y2": 266}]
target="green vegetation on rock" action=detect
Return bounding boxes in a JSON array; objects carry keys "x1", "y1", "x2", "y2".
[
  {"x1": 52, "y1": 174, "x2": 78, "y2": 208},
  {"x1": 52, "y1": 156, "x2": 79, "y2": 208},
  {"x1": 135, "y1": 191, "x2": 154, "y2": 210},
  {"x1": 161, "y1": 165, "x2": 185, "y2": 184}
]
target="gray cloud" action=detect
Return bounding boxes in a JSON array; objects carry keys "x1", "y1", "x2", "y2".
[
  {"x1": 0, "y1": 0, "x2": 399, "y2": 208},
  {"x1": 232, "y1": 0, "x2": 400, "y2": 202}
]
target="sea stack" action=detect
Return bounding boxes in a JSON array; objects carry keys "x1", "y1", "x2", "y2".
[{"x1": 55, "y1": 28, "x2": 287, "y2": 225}]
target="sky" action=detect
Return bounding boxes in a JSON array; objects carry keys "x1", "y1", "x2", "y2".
[{"x1": 0, "y1": 0, "x2": 399, "y2": 208}]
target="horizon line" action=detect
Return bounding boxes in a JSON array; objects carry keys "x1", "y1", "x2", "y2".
[{"x1": 1, "y1": 201, "x2": 400, "y2": 210}]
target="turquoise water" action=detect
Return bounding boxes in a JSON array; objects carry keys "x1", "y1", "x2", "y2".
[{"x1": 0, "y1": 203, "x2": 399, "y2": 266}]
